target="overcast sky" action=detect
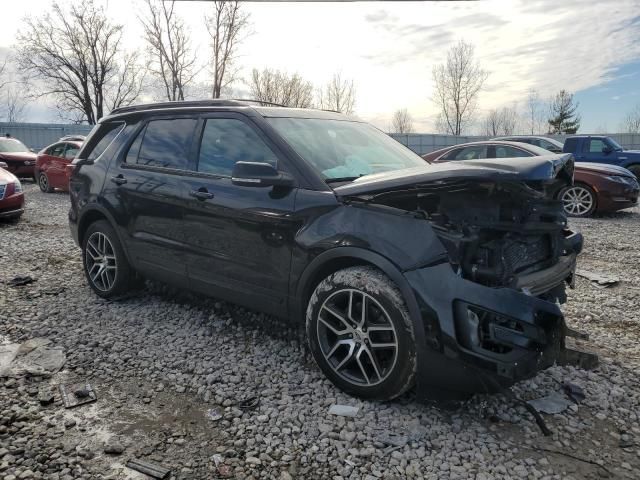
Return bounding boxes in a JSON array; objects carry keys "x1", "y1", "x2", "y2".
[{"x1": 2, "y1": 0, "x2": 640, "y2": 133}]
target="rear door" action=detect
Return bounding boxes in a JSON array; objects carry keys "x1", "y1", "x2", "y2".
[
  {"x1": 181, "y1": 113, "x2": 298, "y2": 317},
  {"x1": 107, "y1": 116, "x2": 197, "y2": 286}
]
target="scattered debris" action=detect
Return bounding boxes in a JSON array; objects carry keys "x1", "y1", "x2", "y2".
[
  {"x1": 0, "y1": 338, "x2": 65, "y2": 378},
  {"x1": 529, "y1": 446, "x2": 611, "y2": 475},
  {"x1": 38, "y1": 385, "x2": 55, "y2": 405},
  {"x1": 238, "y1": 395, "x2": 260, "y2": 411},
  {"x1": 104, "y1": 438, "x2": 125, "y2": 455},
  {"x1": 59, "y1": 383, "x2": 97, "y2": 408},
  {"x1": 126, "y1": 458, "x2": 171, "y2": 479},
  {"x1": 328, "y1": 404, "x2": 359, "y2": 417},
  {"x1": 576, "y1": 269, "x2": 619, "y2": 288},
  {"x1": 527, "y1": 392, "x2": 573, "y2": 415},
  {"x1": 562, "y1": 381, "x2": 586, "y2": 404},
  {"x1": 217, "y1": 465, "x2": 233, "y2": 478},
  {"x1": 41, "y1": 286, "x2": 66, "y2": 296},
  {"x1": 206, "y1": 408, "x2": 223, "y2": 421},
  {"x1": 7, "y1": 275, "x2": 35, "y2": 287},
  {"x1": 377, "y1": 432, "x2": 409, "y2": 447}
]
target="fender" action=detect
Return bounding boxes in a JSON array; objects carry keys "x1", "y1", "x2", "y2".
[{"x1": 77, "y1": 203, "x2": 135, "y2": 265}]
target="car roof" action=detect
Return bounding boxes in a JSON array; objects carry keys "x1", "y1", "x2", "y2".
[
  {"x1": 102, "y1": 100, "x2": 359, "y2": 123},
  {"x1": 425, "y1": 140, "x2": 552, "y2": 158}
]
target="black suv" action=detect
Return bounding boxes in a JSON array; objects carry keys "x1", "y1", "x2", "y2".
[{"x1": 69, "y1": 100, "x2": 591, "y2": 400}]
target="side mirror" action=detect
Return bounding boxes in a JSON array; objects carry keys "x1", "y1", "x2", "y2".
[
  {"x1": 231, "y1": 161, "x2": 294, "y2": 188},
  {"x1": 602, "y1": 145, "x2": 612, "y2": 154},
  {"x1": 0, "y1": 161, "x2": 7, "y2": 169}
]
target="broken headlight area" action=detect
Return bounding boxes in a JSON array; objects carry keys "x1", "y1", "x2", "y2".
[{"x1": 370, "y1": 180, "x2": 581, "y2": 297}]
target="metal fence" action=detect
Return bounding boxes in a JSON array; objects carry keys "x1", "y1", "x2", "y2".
[
  {"x1": 0, "y1": 122, "x2": 94, "y2": 151},
  {"x1": 390, "y1": 133, "x2": 640, "y2": 155}
]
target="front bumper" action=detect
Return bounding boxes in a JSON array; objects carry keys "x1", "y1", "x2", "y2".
[
  {"x1": 596, "y1": 183, "x2": 639, "y2": 212},
  {"x1": 6, "y1": 163, "x2": 35, "y2": 178},
  {"x1": 404, "y1": 245, "x2": 595, "y2": 399}
]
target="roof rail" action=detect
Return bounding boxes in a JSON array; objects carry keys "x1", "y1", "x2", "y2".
[
  {"x1": 110, "y1": 99, "x2": 248, "y2": 116},
  {"x1": 232, "y1": 98, "x2": 291, "y2": 108}
]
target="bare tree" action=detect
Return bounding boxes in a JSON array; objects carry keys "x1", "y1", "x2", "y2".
[
  {"x1": 16, "y1": 1, "x2": 144, "y2": 124},
  {"x1": 525, "y1": 89, "x2": 547, "y2": 134},
  {"x1": 390, "y1": 108, "x2": 414, "y2": 134},
  {"x1": 205, "y1": 1, "x2": 249, "y2": 99},
  {"x1": 622, "y1": 104, "x2": 640, "y2": 133},
  {"x1": 432, "y1": 40, "x2": 488, "y2": 135},
  {"x1": 481, "y1": 105, "x2": 518, "y2": 136},
  {"x1": 5, "y1": 87, "x2": 27, "y2": 122},
  {"x1": 318, "y1": 73, "x2": 356, "y2": 114},
  {"x1": 248, "y1": 68, "x2": 314, "y2": 107},
  {"x1": 141, "y1": 0, "x2": 198, "y2": 101}
]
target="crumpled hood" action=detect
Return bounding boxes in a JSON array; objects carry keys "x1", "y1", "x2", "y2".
[
  {"x1": 334, "y1": 154, "x2": 574, "y2": 197},
  {"x1": 576, "y1": 162, "x2": 635, "y2": 177}
]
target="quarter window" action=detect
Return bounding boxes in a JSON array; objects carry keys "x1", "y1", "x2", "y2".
[
  {"x1": 85, "y1": 123, "x2": 125, "y2": 162},
  {"x1": 197, "y1": 118, "x2": 278, "y2": 176},
  {"x1": 495, "y1": 146, "x2": 531, "y2": 158},
  {"x1": 136, "y1": 118, "x2": 197, "y2": 169}
]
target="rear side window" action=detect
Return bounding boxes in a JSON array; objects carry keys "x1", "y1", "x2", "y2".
[
  {"x1": 84, "y1": 123, "x2": 125, "y2": 161},
  {"x1": 444, "y1": 146, "x2": 487, "y2": 160},
  {"x1": 64, "y1": 144, "x2": 80, "y2": 160},
  {"x1": 495, "y1": 146, "x2": 531, "y2": 158},
  {"x1": 135, "y1": 118, "x2": 197, "y2": 169},
  {"x1": 586, "y1": 139, "x2": 605, "y2": 153},
  {"x1": 197, "y1": 118, "x2": 278, "y2": 176}
]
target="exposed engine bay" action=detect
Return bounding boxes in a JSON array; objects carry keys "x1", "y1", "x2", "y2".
[{"x1": 354, "y1": 179, "x2": 580, "y2": 299}]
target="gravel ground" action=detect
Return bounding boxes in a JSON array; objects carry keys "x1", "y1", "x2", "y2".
[{"x1": 1, "y1": 182, "x2": 639, "y2": 480}]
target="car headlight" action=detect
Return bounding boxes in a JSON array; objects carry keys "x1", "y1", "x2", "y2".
[
  {"x1": 604, "y1": 175, "x2": 635, "y2": 185},
  {"x1": 14, "y1": 179, "x2": 22, "y2": 193}
]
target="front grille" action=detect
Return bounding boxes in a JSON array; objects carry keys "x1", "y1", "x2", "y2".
[
  {"x1": 502, "y1": 237, "x2": 550, "y2": 274},
  {"x1": 0, "y1": 184, "x2": 6, "y2": 200}
]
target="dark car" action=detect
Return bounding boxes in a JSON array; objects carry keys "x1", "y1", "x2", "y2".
[
  {"x1": 563, "y1": 135, "x2": 640, "y2": 179},
  {"x1": 36, "y1": 139, "x2": 83, "y2": 192},
  {"x1": 424, "y1": 141, "x2": 639, "y2": 217},
  {"x1": 69, "y1": 100, "x2": 591, "y2": 400},
  {"x1": 0, "y1": 136, "x2": 38, "y2": 179},
  {"x1": 0, "y1": 162, "x2": 25, "y2": 220},
  {"x1": 493, "y1": 135, "x2": 564, "y2": 153}
]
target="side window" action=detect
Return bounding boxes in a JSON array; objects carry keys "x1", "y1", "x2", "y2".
[
  {"x1": 197, "y1": 118, "x2": 278, "y2": 176},
  {"x1": 442, "y1": 148, "x2": 462, "y2": 161},
  {"x1": 49, "y1": 143, "x2": 66, "y2": 157},
  {"x1": 84, "y1": 123, "x2": 125, "y2": 161},
  {"x1": 64, "y1": 144, "x2": 80, "y2": 160},
  {"x1": 137, "y1": 118, "x2": 197, "y2": 169},
  {"x1": 495, "y1": 146, "x2": 532, "y2": 158},
  {"x1": 125, "y1": 126, "x2": 145, "y2": 164},
  {"x1": 587, "y1": 139, "x2": 605, "y2": 153},
  {"x1": 450, "y1": 146, "x2": 487, "y2": 160}
]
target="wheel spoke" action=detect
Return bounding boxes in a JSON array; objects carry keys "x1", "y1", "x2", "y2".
[
  {"x1": 335, "y1": 342, "x2": 356, "y2": 371},
  {"x1": 361, "y1": 346, "x2": 382, "y2": 382},
  {"x1": 320, "y1": 306, "x2": 351, "y2": 332},
  {"x1": 318, "y1": 315, "x2": 347, "y2": 336},
  {"x1": 355, "y1": 347, "x2": 371, "y2": 384}
]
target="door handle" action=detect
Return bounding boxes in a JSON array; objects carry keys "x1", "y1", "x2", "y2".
[
  {"x1": 190, "y1": 189, "x2": 215, "y2": 200},
  {"x1": 111, "y1": 175, "x2": 127, "y2": 185}
]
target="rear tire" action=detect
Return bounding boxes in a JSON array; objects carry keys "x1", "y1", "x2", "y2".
[
  {"x1": 306, "y1": 266, "x2": 416, "y2": 400},
  {"x1": 38, "y1": 172, "x2": 53, "y2": 193},
  {"x1": 559, "y1": 183, "x2": 597, "y2": 217},
  {"x1": 82, "y1": 220, "x2": 134, "y2": 298}
]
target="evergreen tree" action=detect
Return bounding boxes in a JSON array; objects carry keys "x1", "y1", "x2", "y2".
[{"x1": 548, "y1": 90, "x2": 581, "y2": 134}]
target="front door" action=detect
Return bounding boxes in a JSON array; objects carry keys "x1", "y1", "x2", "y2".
[
  {"x1": 106, "y1": 117, "x2": 198, "y2": 286},
  {"x1": 181, "y1": 114, "x2": 298, "y2": 317},
  {"x1": 580, "y1": 138, "x2": 620, "y2": 165}
]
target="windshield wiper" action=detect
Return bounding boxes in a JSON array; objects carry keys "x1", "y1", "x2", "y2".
[{"x1": 325, "y1": 175, "x2": 367, "y2": 184}]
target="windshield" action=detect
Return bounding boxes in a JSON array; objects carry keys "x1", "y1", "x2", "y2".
[
  {"x1": 0, "y1": 138, "x2": 30, "y2": 153},
  {"x1": 266, "y1": 118, "x2": 426, "y2": 180},
  {"x1": 605, "y1": 137, "x2": 623, "y2": 151}
]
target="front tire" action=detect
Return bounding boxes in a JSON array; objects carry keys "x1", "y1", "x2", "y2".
[
  {"x1": 82, "y1": 220, "x2": 134, "y2": 298},
  {"x1": 306, "y1": 266, "x2": 416, "y2": 400},
  {"x1": 38, "y1": 172, "x2": 53, "y2": 193},
  {"x1": 559, "y1": 183, "x2": 597, "y2": 217}
]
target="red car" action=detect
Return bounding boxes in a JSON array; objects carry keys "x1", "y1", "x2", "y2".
[
  {"x1": 423, "y1": 141, "x2": 639, "y2": 217},
  {"x1": 0, "y1": 162, "x2": 25, "y2": 220},
  {"x1": 35, "y1": 139, "x2": 82, "y2": 192},
  {"x1": 0, "y1": 136, "x2": 37, "y2": 179}
]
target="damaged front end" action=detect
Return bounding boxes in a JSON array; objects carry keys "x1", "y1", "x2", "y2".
[{"x1": 336, "y1": 154, "x2": 598, "y2": 397}]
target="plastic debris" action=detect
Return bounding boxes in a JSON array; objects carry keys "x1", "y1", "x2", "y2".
[
  {"x1": 0, "y1": 339, "x2": 65, "y2": 378},
  {"x1": 206, "y1": 408, "x2": 223, "y2": 421},
  {"x1": 59, "y1": 383, "x2": 97, "y2": 408},
  {"x1": 328, "y1": 404, "x2": 359, "y2": 417},
  {"x1": 527, "y1": 392, "x2": 572, "y2": 414},
  {"x1": 126, "y1": 458, "x2": 171, "y2": 479},
  {"x1": 576, "y1": 270, "x2": 619, "y2": 288},
  {"x1": 562, "y1": 381, "x2": 586, "y2": 404},
  {"x1": 7, "y1": 275, "x2": 35, "y2": 287}
]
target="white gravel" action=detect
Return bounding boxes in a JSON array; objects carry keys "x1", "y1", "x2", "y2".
[{"x1": 1, "y1": 182, "x2": 639, "y2": 479}]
